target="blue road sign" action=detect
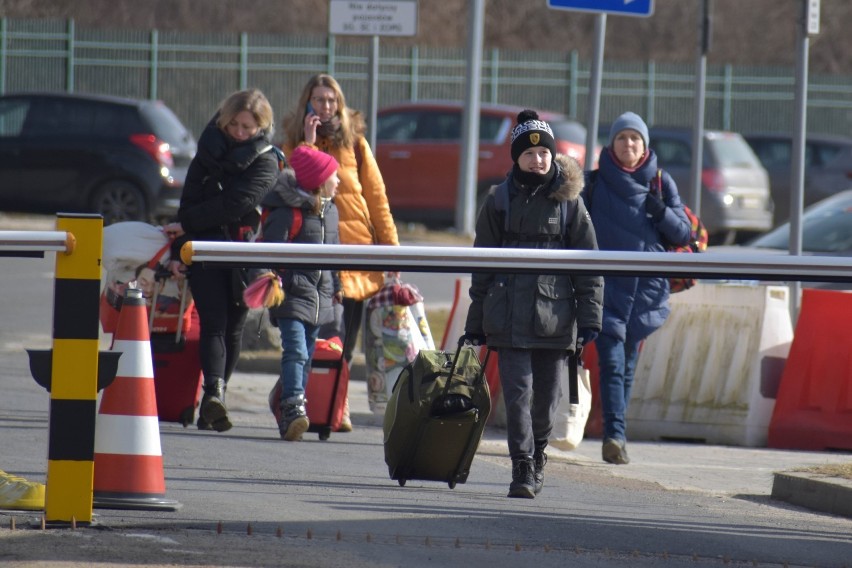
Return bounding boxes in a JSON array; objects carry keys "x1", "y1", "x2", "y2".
[{"x1": 547, "y1": 0, "x2": 654, "y2": 17}]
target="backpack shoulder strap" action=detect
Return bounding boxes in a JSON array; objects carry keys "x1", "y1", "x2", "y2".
[
  {"x1": 493, "y1": 182, "x2": 510, "y2": 233},
  {"x1": 560, "y1": 199, "x2": 576, "y2": 243},
  {"x1": 582, "y1": 169, "x2": 597, "y2": 208},
  {"x1": 289, "y1": 208, "x2": 303, "y2": 242}
]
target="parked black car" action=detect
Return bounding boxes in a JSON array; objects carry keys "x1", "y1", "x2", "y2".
[{"x1": 0, "y1": 92, "x2": 196, "y2": 225}]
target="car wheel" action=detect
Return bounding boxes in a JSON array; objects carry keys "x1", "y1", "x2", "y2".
[{"x1": 91, "y1": 181, "x2": 149, "y2": 226}]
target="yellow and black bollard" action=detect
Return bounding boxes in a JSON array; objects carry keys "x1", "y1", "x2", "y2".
[{"x1": 26, "y1": 213, "x2": 119, "y2": 526}]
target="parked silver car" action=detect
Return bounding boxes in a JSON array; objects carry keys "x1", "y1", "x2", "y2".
[
  {"x1": 648, "y1": 127, "x2": 774, "y2": 245},
  {"x1": 708, "y1": 189, "x2": 852, "y2": 289}
]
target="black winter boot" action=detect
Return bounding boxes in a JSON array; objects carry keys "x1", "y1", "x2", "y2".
[
  {"x1": 533, "y1": 441, "x2": 548, "y2": 495},
  {"x1": 200, "y1": 378, "x2": 232, "y2": 432},
  {"x1": 507, "y1": 457, "x2": 535, "y2": 499}
]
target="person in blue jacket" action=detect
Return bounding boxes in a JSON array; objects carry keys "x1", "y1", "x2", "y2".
[{"x1": 584, "y1": 111, "x2": 691, "y2": 465}]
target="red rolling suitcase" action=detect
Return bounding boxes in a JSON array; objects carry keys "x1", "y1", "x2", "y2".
[
  {"x1": 305, "y1": 337, "x2": 350, "y2": 440},
  {"x1": 151, "y1": 307, "x2": 203, "y2": 426}
]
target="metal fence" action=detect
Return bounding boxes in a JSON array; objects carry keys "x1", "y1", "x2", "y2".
[{"x1": 2, "y1": 18, "x2": 852, "y2": 141}]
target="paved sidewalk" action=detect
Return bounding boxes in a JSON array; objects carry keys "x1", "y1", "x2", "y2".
[{"x1": 238, "y1": 353, "x2": 852, "y2": 518}]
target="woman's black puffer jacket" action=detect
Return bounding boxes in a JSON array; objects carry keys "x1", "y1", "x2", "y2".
[{"x1": 177, "y1": 119, "x2": 279, "y2": 244}]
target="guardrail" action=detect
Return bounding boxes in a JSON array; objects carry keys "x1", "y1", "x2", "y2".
[{"x1": 180, "y1": 242, "x2": 852, "y2": 284}]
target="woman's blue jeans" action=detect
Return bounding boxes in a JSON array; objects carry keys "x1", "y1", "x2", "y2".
[
  {"x1": 277, "y1": 317, "x2": 320, "y2": 400},
  {"x1": 595, "y1": 332, "x2": 641, "y2": 442}
]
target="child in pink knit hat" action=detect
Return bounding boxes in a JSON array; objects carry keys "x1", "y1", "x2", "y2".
[{"x1": 260, "y1": 145, "x2": 342, "y2": 440}]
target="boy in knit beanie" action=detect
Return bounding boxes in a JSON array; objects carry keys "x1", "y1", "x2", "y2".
[
  {"x1": 261, "y1": 145, "x2": 342, "y2": 440},
  {"x1": 465, "y1": 109, "x2": 603, "y2": 498}
]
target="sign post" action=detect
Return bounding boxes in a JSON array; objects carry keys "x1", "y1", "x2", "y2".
[
  {"x1": 548, "y1": 0, "x2": 655, "y2": 169},
  {"x1": 329, "y1": 1, "x2": 418, "y2": 150},
  {"x1": 547, "y1": 0, "x2": 654, "y2": 17},
  {"x1": 329, "y1": 0, "x2": 418, "y2": 36}
]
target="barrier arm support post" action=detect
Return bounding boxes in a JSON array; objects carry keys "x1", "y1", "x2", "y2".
[{"x1": 24, "y1": 214, "x2": 119, "y2": 526}]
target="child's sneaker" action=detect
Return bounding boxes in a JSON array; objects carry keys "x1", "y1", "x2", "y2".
[{"x1": 278, "y1": 394, "x2": 309, "y2": 441}]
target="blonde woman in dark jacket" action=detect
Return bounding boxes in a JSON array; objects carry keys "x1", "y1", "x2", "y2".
[
  {"x1": 164, "y1": 88, "x2": 279, "y2": 432},
  {"x1": 465, "y1": 110, "x2": 603, "y2": 499}
]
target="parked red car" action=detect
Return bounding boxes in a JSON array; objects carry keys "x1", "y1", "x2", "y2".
[{"x1": 375, "y1": 101, "x2": 595, "y2": 227}]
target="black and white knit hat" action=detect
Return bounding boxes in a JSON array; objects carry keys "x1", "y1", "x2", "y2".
[{"x1": 510, "y1": 110, "x2": 556, "y2": 162}]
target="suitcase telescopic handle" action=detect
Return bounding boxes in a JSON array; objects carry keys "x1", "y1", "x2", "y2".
[{"x1": 441, "y1": 335, "x2": 492, "y2": 399}]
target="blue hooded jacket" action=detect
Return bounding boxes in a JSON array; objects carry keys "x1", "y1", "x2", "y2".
[{"x1": 583, "y1": 147, "x2": 691, "y2": 343}]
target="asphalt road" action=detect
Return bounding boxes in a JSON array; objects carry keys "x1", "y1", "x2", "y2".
[{"x1": 1, "y1": 248, "x2": 851, "y2": 567}]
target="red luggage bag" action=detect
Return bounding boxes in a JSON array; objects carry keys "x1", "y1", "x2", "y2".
[
  {"x1": 305, "y1": 337, "x2": 350, "y2": 440},
  {"x1": 151, "y1": 308, "x2": 203, "y2": 426}
]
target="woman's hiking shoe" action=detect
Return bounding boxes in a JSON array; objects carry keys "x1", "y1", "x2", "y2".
[
  {"x1": 602, "y1": 438, "x2": 630, "y2": 464},
  {"x1": 200, "y1": 378, "x2": 231, "y2": 432},
  {"x1": 196, "y1": 415, "x2": 214, "y2": 431}
]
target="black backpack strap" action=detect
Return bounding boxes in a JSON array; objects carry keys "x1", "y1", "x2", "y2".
[{"x1": 582, "y1": 169, "x2": 597, "y2": 209}]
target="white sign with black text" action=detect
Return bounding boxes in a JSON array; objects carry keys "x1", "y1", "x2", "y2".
[{"x1": 329, "y1": 1, "x2": 418, "y2": 37}]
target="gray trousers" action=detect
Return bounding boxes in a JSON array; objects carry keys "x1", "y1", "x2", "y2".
[{"x1": 497, "y1": 347, "x2": 565, "y2": 459}]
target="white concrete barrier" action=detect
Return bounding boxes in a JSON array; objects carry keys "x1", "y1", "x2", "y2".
[{"x1": 628, "y1": 283, "x2": 793, "y2": 447}]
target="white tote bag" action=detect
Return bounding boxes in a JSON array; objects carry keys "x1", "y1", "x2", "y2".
[{"x1": 549, "y1": 363, "x2": 592, "y2": 451}]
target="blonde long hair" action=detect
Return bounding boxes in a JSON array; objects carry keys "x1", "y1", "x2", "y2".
[{"x1": 283, "y1": 73, "x2": 365, "y2": 149}]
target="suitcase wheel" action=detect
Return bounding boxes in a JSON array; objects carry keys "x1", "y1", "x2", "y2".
[
  {"x1": 398, "y1": 479, "x2": 406, "y2": 487},
  {"x1": 179, "y1": 406, "x2": 195, "y2": 428},
  {"x1": 318, "y1": 426, "x2": 331, "y2": 441},
  {"x1": 448, "y1": 481, "x2": 456, "y2": 489}
]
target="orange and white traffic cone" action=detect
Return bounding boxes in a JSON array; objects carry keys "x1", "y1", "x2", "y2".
[{"x1": 93, "y1": 287, "x2": 180, "y2": 511}]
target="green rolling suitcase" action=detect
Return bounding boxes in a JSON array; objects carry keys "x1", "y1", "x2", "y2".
[{"x1": 382, "y1": 337, "x2": 492, "y2": 489}]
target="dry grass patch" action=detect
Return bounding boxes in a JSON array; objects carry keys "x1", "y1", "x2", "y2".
[{"x1": 793, "y1": 463, "x2": 852, "y2": 481}]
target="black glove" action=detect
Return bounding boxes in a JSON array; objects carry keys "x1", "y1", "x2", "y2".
[
  {"x1": 645, "y1": 192, "x2": 666, "y2": 222},
  {"x1": 577, "y1": 328, "x2": 598, "y2": 350},
  {"x1": 461, "y1": 332, "x2": 487, "y2": 347}
]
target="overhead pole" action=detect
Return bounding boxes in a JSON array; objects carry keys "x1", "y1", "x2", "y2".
[{"x1": 545, "y1": 1, "x2": 656, "y2": 169}]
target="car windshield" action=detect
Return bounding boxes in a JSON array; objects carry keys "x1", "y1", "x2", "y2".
[
  {"x1": 707, "y1": 133, "x2": 762, "y2": 168},
  {"x1": 747, "y1": 193, "x2": 852, "y2": 253}
]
